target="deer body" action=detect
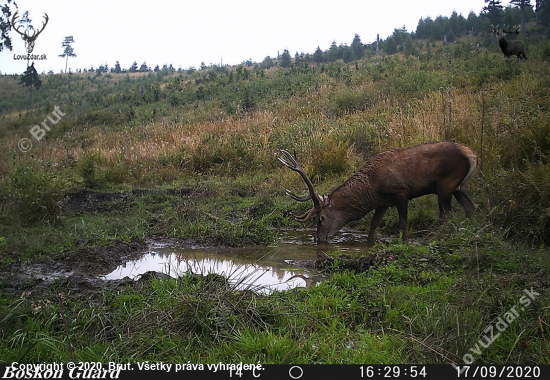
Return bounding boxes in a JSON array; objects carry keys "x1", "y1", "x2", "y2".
[
  {"x1": 279, "y1": 142, "x2": 478, "y2": 245},
  {"x1": 498, "y1": 37, "x2": 527, "y2": 59},
  {"x1": 492, "y1": 25, "x2": 527, "y2": 60}
]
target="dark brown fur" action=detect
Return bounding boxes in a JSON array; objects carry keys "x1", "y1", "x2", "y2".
[
  {"x1": 283, "y1": 142, "x2": 479, "y2": 245},
  {"x1": 493, "y1": 26, "x2": 527, "y2": 60}
]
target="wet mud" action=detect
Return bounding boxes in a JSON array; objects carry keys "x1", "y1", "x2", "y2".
[{"x1": 0, "y1": 190, "x2": 384, "y2": 300}]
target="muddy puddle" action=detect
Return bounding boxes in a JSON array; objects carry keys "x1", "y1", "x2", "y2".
[{"x1": 101, "y1": 230, "x2": 374, "y2": 293}]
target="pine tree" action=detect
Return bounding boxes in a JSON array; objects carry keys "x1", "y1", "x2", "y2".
[
  {"x1": 279, "y1": 49, "x2": 291, "y2": 68},
  {"x1": 313, "y1": 46, "x2": 324, "y2": 63},
  {"x1": 327, "y1": 41, "x2": 339, "y2": 62},
  {"x1": 59, "y1": 36, "x2": 76, "y2": 73},
  {"x1": 351, "y1": 34, "x2": 364, "y2": 59},
  {"x1": 538, "y1": 0, "x2": 550, "y2": 26},
  {"x1": 0, "y1": 0, "x2": 17, "y2": 52},
  {"x1": 20, "y1": 62, "x2": 41, "y2": 110},
  {"x1": 342, "y1": 45, "x2": 354, "y2": 63},
  {"x1": 510, "y1": 0, "x2": 532, "y2": 34},
  {"x1": 114, "y1": 61, "x2": 122, "y2": 73},
  {"x1": 484, "y1": 0, "x2": 504, "y2": 25},
  {"x1": 383, "y1": 37, "x2": 397, "y2": 55}
]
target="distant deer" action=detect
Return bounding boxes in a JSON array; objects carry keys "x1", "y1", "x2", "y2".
[
  {"x1": 491, "y1": 24, "x2": 527, "y2": 60},
  {"x1": 279, "y1": 142, "x2": 478, "y2": 245}
]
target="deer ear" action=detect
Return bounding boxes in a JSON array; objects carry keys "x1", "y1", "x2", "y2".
[{"x1": 319, "y1": 195, "x2": 331, "y2": 206}]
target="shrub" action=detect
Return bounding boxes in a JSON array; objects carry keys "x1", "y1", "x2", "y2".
[
  {"x1": 326, "y1": 86, "x2": 369, "y2": 117},
  {"x1": 1, "y1": 160, "x2": 71, "y2": 224},
  {"x1": 486, "y1": 161, "x2": 550, "y2": 245},
  {"x1": 182, "y1": 133, "x2": 256, "y2": 175},
  {"x1": 310, "y1": 136, "x2": 350, "y2": 179},
  {"x1": 77, "y1": 152, "x2": 102, "y2": 188}
]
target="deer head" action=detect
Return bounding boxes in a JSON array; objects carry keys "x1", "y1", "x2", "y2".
[
  {"x1": 12, "y1": 11, "x2": 49, "y2": 54},
  {"x1": 492, "y1": 24, "x2": 519, "y2": 38},
  {"x1": 278, "y1": 150, "x2": 348, "y2": 242}
]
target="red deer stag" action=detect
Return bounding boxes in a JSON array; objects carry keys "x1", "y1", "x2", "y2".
[
  {"x1": 279, "y1": 142, "x2": 478, "y2": 245},
  {"x1": 491, "y1": 25, "x2": 527, "y2": 60}
]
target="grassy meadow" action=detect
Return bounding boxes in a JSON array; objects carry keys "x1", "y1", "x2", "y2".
[{"x1": 0, "y1": 32, "x2": 549, "y2": 365}]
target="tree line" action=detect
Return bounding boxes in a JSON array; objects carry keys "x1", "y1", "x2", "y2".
[{"x1": 3, "y1": 1, "x2": 550, "y2": 76}]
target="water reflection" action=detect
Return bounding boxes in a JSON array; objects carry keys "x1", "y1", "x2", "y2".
[{"x1": 101, "y1": 229, "x2": 372, "y2": 292}]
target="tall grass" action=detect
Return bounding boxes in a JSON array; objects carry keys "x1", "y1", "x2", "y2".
[{"x1": 1, "y1": 37, "x2": 549, "y2": 245}]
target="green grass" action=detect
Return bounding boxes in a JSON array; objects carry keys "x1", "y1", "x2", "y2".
[
  {"x1": 1, "y1": 228, "x2": 548, "y2": 363},
  {"x1": 1, "y1": 31, "x2": 549, "y2": 365}
]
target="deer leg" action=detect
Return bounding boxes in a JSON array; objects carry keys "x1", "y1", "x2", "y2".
[
  {"x1": 367, "y1": 206, "x2": 388, "y2": 246},
  {"x1": 395, "y1": 201, "x2": 409, "y2": 241},
  {"x1": 437, "y1": 190, "x2": 453, "y2": 222},
  {"x1": 453, "y1": 189, "x2": 476, "y2": 218}
]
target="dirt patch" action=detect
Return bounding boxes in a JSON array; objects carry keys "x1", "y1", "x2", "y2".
[
  {"x1": 0, "y1": 238, "x2": 149, "y2": 300},
  {"x1": 0, "y1": 235, "x2": 247, "y2": 301},
  {"x1": 62, "y1": 187, "x2": 210, "y2": 215},
  {"x1": 0, "y1": 219, "x2": 384, "y2": 301},
  {"x1": 62, "y1": 189, "x2": 130, "y2": 214}
]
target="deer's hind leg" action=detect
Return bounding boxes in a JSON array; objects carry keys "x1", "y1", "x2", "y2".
[{"x1": 453, "y1": 188, "x2": 476, "y2": 218}]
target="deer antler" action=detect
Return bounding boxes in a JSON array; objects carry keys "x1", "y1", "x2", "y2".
[
  {"x1": 278, "y1": 150, "x2": 322, "y2": 222},
  {"x1": 31, "y1": 13, "x2": 49, "y2": 40},
  {"x1": 278, "y1": 150, "x2": 321, "y2": 206},
  {"x1": 11, "y1": 11, "x2": 26, "y2": 39},
  {"x1": 11, "y1": 11, "x2": 49, "y2": 53},
  {"x1": 503, "y1": 25, "x2": 520, "y2": 35}
]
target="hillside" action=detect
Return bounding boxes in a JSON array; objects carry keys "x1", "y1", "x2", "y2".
[
  {"x1": 2, "y1": 33, "x2": 549, "y2": 243},
  {"x1": 0, "y1": 30, "x2": 549, "y2": 365}
]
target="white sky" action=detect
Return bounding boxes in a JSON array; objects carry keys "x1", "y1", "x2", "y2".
[{"x1": 1, "y1": 0, "x2": 486, "y2": 75}]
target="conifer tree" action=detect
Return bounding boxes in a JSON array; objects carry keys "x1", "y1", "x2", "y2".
[
  {"x1": 351, "y1": 34, "x2": 364, "y2": 59},
  {"x1": 59, "y1": 36, "x2": 76, "y2": 73},
  {"x1": 484, "y1": 0, "x2": 504, "y2": 25},
  {"x1": 20, "y1": 62, "x2": 41, "y2": 109},
  {"x1": 510, "y1": 0, "x2": 532, "y2": 34},
  {"x1": 0, "y1": 0, "x2": 17, "y2": 52},
  {"x1": 114, "y1": 61, "x2": 122, "y2": 73},
  {"x1": 313, "y1": 46, "x2": 324, "y2": 63},
  {"x1": 280, "y1": 49, "x2": 291, "y2": 68}
]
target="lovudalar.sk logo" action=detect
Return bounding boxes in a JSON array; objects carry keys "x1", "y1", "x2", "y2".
[{"x1": 11, "y1": 10, "x2": 49, "y2": 60}]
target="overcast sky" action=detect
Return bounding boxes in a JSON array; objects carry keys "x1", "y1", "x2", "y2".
[{"x1": 1, "y1": 0, "x2": 487, "y2": 75}]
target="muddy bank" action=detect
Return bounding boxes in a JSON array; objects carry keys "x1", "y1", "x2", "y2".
[
  {"x1": 0, "y1": 233, "x2": 385, "y2": 300},
  {"x1": 0, "y1": 236, "x2": 286, "y2": 299},
  {"x1": 0, "y1": 189, "x2": 383, "y2": 299},
  {"x1": 0, "y1": 238, "x2": 148, "y2": 300},
  {"x1": 62, "y1": 187, "x2": 207, "y2": 215}
]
